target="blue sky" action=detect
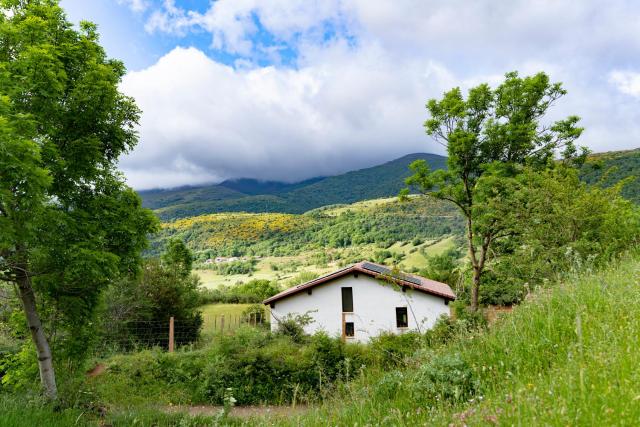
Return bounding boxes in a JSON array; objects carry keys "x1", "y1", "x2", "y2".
[{"x1": 59, "y1": 0, "x2": 640, "y2": 189}]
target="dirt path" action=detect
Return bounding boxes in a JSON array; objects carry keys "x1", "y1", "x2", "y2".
[{"x1": 164, "y1": 404, "x2": 309, "y2": 419}]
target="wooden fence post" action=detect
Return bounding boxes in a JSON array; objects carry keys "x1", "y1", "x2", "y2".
[
  {"x1": 221, "y1": 315, "x2": 225, "y2": 333},
  {"x1": 168, "y1": 316, "x2": 174, "y2": 353}
]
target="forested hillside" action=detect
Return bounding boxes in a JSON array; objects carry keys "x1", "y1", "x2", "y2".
[
  {"x1": 150, "y1": 196, "x2": 463, "y2": 258},
  {"x1": 580, "y1": 148, "x2": 639, "y2": 203},
  {"x1": 141, "y1": 149, "x2": 639, "y2": 221},
  {"x1": 140, "y1": 153, "x2": 447, "y2": 219}
]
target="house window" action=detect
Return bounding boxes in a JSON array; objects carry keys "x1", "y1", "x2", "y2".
[
  {"x1": 396, "y1": 307, "x2": 408, "y2": 328},
  {"x1": 341, "y1": 287, "x2": 353, "y2": 312},
  {"x1": 345, "y1": 322, "x2": 355, "y2": 337}
]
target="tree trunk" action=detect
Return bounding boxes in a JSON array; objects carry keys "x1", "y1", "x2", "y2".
[
  {"x1": 465, "y1": 215, "x2": 482, "y2": 312},
  {"x1": 471, "y1": 266, "x2": 481, "y2": 312},
  {"x1": 16, "y1": 273, "x2": 57, "y2": 401}
]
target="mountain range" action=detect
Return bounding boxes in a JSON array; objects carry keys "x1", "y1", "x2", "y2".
[
  {"x1": 140, "y1": 153, "x2": 447, "y2": 220},
  {"x1": 139, "y1": 149, "x2": 640, "y2": 221}
]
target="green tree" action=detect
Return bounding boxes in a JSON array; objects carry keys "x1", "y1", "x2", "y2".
[
  {"x1": 0, "y1": 1, "x2": 157, "y2": 399},
  {"x1": 488, "y1": 167, "x2": 640, "y2": 300},
  {"x1": 102, "y1": 243, "x2": 203, "y2": 350},
  {"x1": 162, "y1": 239, "x2": 194, "y2": 279},
  {"x1": 404, "y1": 71, "x2": 586, "y2": 311}
]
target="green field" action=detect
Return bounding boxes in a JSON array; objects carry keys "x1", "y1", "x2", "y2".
[
  {"x1": 194, "y1": 235, "x2": 457, "y2": 289},
  {"x1": 200, "y1": 303, "x2": 253, "y2": 335}
]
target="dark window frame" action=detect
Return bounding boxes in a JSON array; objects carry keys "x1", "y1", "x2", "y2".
[
  {"x1": 396, "y1": 307, "x2": 408, "y2": 328},
  {"x1": 341, "y1": 287, "x2": 353, "y2": 312},
  {"x1": 345, "y1": 322, "x2": 355, "y2": 337}
]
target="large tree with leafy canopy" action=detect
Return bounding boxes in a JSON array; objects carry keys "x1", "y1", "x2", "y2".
[
  {"x1": 0, "y1": 0, "x2": 157, "y2": 400},
  {"x1": 403, "y1": 71, "x2": 586, "y2": 312}
]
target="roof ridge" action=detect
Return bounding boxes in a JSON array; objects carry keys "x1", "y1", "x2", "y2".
[{"x1": 263, "y1": 260, "x2": 455, "y2": 304}]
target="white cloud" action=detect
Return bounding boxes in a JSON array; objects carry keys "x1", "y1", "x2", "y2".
[
  {"x1": 145, "y1": 0, "x2": 351, "y2": 56},
  {"x1": 118, "y1": 0, "x2": 640, "y2": 189},
  {"x1": 120, "y1": 44, "x2": 456, "y2": 189},
  {"x1": 117, "y1": 0, "x2": 149, "y2": 13},
  {"x1": 609, "y1": 71, "x2": 640, "y2": 98}
]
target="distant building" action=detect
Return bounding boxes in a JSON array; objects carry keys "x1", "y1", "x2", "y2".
[{"x1": 263, "y1": 261, "x2": 455, "y2": 342}]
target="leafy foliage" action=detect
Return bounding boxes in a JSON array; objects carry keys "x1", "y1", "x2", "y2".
[
  {"x1": 405, "y1": 71, "x2": 586, "y2": 310},
  {"x1": 93, "y1": 327, "x2": 368, "y2": 406},
  {"x1": 151, "y1": 197, "x2": 463, "y2": 258},
  {"x1": 482, "y1": 167, "x2": 640, "y2": 304},
  {"x1": 100, "y1": 244, "x2": 203, "y2": 350},
  {"x1": 0, "y1": 0, "x2": 157, "y2": 398},
  {"x1": 580, "y1": 148, "x2": 640, "y2": 204},
  {"x1": 197, "y1": 279, "x2": 281, "y2": 304}
]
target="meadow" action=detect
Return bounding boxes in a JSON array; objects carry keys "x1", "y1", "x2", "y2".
[
  {"x1": 1, "y1": 253, "x2": 638, "y2": 426},
  {"x1": 193, "y1": 234, "x2": 457, "y2": 288}
]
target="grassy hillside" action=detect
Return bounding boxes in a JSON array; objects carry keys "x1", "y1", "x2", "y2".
[
  {"x1": 2, "y1": 254, "x2": 636, "y2": 426},
  {"x1": 140, "y1": 184, "x2": 245, "y2": 211},
  {"x1": 151, "y1": 195, "x2": 462, "y2": 256},
  {"x1": 273, "y1": 254, "x2": 640, "y2": 426},
  {"x1": 150, "y1": 196, "x2": 463, "y2": 288},
  {"x1": 581, "y1": 148, "x2": 639, "y2": 203},
  {"x1": 140, "y1": 153, "x2": 447, "y2": 220}
]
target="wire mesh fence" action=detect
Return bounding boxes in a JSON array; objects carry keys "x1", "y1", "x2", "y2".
[
  {"x1": 95, "y1": 312, "x2": 267, "y2": 356},
  {"x1": 202, "y1": 312, "x2": 266, "y2": 334}
]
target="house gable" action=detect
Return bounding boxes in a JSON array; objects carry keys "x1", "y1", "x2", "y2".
[{"x1": 263, "y1": 261, "x2": 455, "y2": 306}]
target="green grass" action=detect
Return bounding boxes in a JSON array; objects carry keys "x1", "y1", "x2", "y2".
[
  {"x1": 0, "y1": 398, "x2": 86, "y2": 427},
  {"x1": 194, "y1": 235, "x2": 458, "y2": 289},
  {"x1": 200, "y1": 303, "x2": 253, "y2": 335},
  {"x1": 194, "y1": 255, "x2": 336, "y2": 289},
  {"x1": 0, "y1": 395, "x2": 225, "y2": 427},
  {"x1": 4, "y1": 255, "x2": 639, "y2": 426},
  {"x1": 264, "y1": 254, "x2": 640, "y2": 426}
]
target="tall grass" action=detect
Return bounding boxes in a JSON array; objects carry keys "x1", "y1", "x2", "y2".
[
  {"x1": 266, "y1": 255, "x2": 640, "y2": 426},
  {"x1": 2, "y1": 256, "x2": 638, "y2": 426}
]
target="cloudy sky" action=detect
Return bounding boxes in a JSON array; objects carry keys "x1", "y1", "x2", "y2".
[{"x1": 59, "y1": 0, "x2": 640, "y2": 189}]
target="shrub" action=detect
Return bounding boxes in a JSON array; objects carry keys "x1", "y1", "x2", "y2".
[
  {"x1": 97, "y1": 325, "x2": 377, "y2": 406},
  {"x1": 422, "y1": 314, "x2": 474, "y2": 348},
  {"x1": 276, "y1": 312, "x2": 315, "y2": 343},
  {"x1": 409, "y1": 352, "x2": 478, "y2": 406},
  {"x1": 216, "y1": 260, "x2": 257, "y2": 275},
  {"x1": 369, "y1": 332, "x2": 422, "y2": 368},
  {"x1": 197, "y1": 279, "x2": 280, "y2": 304}
]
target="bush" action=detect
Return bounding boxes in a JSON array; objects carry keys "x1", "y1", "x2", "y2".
[
  {"x1": 369, "y1": 332, "x2": 422, "y2": 368},
  {"x1": 422, "y1": 314, "x2": 472, "y2": 348},
  {"x1": 409, "y1": 352, "x2": 478, "y2": 406},
  {"x1": 276, "y1": 312, "x2": 315, "y2": 343},
  {"x1": 216, "y1": 260, "x2": 257, "y2": 275},
  {"x1": 99, "y1": 326, "x2": 372, "y2": 406},
  {"x1": 197, "y1": 279, "x2": 281, "y2": 304}
]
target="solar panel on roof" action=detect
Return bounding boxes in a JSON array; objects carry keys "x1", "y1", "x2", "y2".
[
  {"x1": 361, "y1": 262, "x2": 388, "y2": 274},
  {"x1": 361, "y1": 262, "x2": 422, "y2": 286}
]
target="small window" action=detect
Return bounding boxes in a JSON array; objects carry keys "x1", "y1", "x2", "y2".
[
  {"x1": 341, "y1": 287, "x2": 353, "y2": 312},
  {"x1": 345, "y1": 322, "x2": 355, "y2": 337},
  {"x1": 396, "y1": 307, "x2": 408, "y2": 328}
]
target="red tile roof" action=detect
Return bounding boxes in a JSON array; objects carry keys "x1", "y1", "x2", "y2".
[{"x1": 263, "y1": 261, "x2": 456, "y2": 304}]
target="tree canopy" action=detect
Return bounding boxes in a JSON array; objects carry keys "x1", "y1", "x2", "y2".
[
  {"x1": 0, "y1": 0, "x2": 157, "y2": 399},
  {"x1": 404, "y1": 71, "x2": 586, "y2": 310}
]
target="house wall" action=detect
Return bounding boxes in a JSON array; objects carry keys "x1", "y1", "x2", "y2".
[{"x1": 268, "y1": 274, "x2": 450, "y2": 342}]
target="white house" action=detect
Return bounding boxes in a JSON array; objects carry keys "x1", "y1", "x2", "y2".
[{"x1": 263, "y1": 261, "x2": 455, "y2": 342}]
